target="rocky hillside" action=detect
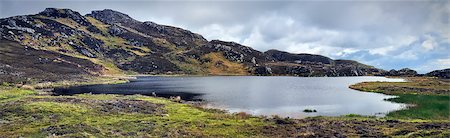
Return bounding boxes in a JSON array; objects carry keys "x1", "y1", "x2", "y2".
[
  {"x1": 262, "y1": 50, "x2": 384, "y2": 76},
  {"x1": 0, "y1": 8, "x2": 386, "y2": 83},
  {"x1": 381, "y1": 68, "x2": 418, "y2": 77},
  {"x1": 426, "y1": 68, "x2": 450, "y2": 79},
  {"x1": 0, "y1": 40, "x2": 102, "y2": 83}
]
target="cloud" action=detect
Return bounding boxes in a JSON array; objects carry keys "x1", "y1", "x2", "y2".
[
  {"x1": 415, "y1": 57, "x2": 450, "y2": 73},
  {"x1": 421, "y1": 35, "x2": 437, "y2": 51},
  {"x1": 197, "y1": 24, "x2": 246, "y2": 43}
]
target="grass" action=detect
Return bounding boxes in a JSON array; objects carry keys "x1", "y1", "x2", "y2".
[
  {"x1": 0, "y1": 87, "x2": 35, "y2": 102},
  {"x1": 85, "y1": 16, "x2": 110, "y2": 34},
  {"x1": 28, "y1": 75, "x2": 130, "y2": 89},
  {"x1": 1, "y1": 79, "x2": 449, "y2": 137},
  {"x1": 0, "y1": 88, "x2": 268, "y2": 137},
  {"x1": 350, "y1": 77, "x2": 450, "y2": 120},
  {"x1": 386, "y1": 94, "x2": 449, "y2": 120},
  {"x1": 137, "y1": 96, "x2": 267, "y2": 137},
  {"x1": 202, "y1": 52, "x2": 249, "y2": 75}
]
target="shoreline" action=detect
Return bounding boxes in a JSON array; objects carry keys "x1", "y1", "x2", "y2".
[
  {"x1": 1, "y1": 76, "x2": 449, "y2": 137},
  {"x1": 48, "y1": 75, "x2": 418, "y2": 119}
]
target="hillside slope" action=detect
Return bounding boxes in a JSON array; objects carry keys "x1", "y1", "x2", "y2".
[{"x1": 0, "y1": 8, "x2": 385, "y2": 83}]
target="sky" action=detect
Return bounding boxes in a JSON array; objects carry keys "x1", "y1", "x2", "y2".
[{"x1": 1, "y1": 0, "x2": 449, "y2": 73}]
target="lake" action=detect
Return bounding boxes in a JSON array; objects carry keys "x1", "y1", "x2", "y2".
[{"x1": 53, "y1": 76, "x2": 406, "y2": 118}]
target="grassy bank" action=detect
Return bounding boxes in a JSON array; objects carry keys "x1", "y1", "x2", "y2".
[
  {"x1": 350, "y1": 77, "x2": 450, "y2": 120},
  {"x1": 0, "y1": 87, "x2": 266, "y2": 137},
  {"x1": 387, "y1": 94, "x2": 449, "y2": 120}
]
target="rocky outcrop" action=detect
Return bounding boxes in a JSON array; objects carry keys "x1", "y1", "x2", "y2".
[
  {"x1": 87, "y1": 9, "x2": 207, "y2": 49},
  {"x1": 426, "y1": 68, "x2": 450, "y2": 79},
  {"x1": 383, "y1": 68, "x2": 418, "y2": 77},
  {"x1": 265, "y1": 49, "x2": 333, "y2": 64},
  {"x1": 187, "y1": 40, "x2": 271, "y2": 67},
  {"x1": 261, "y1": 50, "x2": 385, "y2": 76},
  {"x1": 87, "y1": 9, "x2": 137, "y2": 24},
  {"x1": 39, "y1": 8, "x2": 102, "y2": 33}
]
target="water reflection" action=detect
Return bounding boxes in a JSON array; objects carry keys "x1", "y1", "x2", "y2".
[{"x1": 54, "y1": 76, "x2": 406, "y2": 118}]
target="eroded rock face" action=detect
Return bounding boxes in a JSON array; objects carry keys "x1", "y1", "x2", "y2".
[{"x1": 426, "y1": 68, "x2": 450, "y2": 79}]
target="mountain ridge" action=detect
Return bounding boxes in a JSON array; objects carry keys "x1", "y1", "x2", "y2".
[{"x1": 0, "y1": 8, "x2": 388, "y2": 84}]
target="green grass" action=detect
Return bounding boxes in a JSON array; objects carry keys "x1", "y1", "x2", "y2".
[
  {"x1": 137, "y1": 96, "x2": 266, "y2": 137},
  {"x1": 0, "y1": 89, "x2": 267, "y2": 137},
  {"x1": 350, "y1": 77, "x2": 450, "y2": 120},
  {"x1": 386, "y1": 94, "x2": 449, "y2": 120},
  {"x1": 0, "y1": 87, "x2": 35, "y2": 102}
]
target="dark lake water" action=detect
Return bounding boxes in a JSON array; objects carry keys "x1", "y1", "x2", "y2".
[{"x1": 54, "y1": 76, "x2": 406, "y2": 118}]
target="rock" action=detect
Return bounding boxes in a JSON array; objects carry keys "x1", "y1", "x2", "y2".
[
  {"x1": 87, "y1": 9, "x2": 136, "y2": 24},
  {"x1": 108, "y1": 24, "x2": 127, "y2": 36},
  {"x1": 254, "y1": 66, "x2": 273, "y2": 76},
  {"x1": 384, "y1": 68, "x2": 417, "y2": 76},
  {"x1": 38, "y1": 8, "x2": 91, "y2": 26},
  {"x1": 81, "y1": 36, "x2": 104, "y2": 53},
  {"x1": 426, "y1": 68, "x2": 450, "y2": 79},
  {"x1": 265, "y1": 49, "x2": 333, "y2": 64}
]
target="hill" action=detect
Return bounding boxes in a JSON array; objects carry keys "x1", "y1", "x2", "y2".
[{"x1": 0, "y1": 8, "x2": 385, "y2": 84}]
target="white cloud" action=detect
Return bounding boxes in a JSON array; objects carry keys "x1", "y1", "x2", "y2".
[
  {"x1": 421, "y1": 35, "x2": 437, "y2": 51},
  {"x1": 436, "y1": 58, "x2": 450, "y2": 69},
  {"x1": 241, "y1": 14, "x2": 350, "y2": 57},
  {"x1": 415, "y1": 57, "x2": 450, "y2": 73},
  {"x1": 197, "y1": 24, "x2": 245, "y2": 43}
]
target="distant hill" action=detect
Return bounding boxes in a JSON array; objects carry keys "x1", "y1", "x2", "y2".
[
  {"x1": 426, "y1": 68, "x2": 450, "y2": 79},
  {"x1": 0, "y1": 8, "x2": 386, "y2": 84}
]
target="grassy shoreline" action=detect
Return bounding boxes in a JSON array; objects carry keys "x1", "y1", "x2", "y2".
[
  {"x1": 1, "y1": 76, "x2": 449, "y2": 137},
  {"x1": 350, "y1": 77, "x2": 449, "y2": 120}
]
